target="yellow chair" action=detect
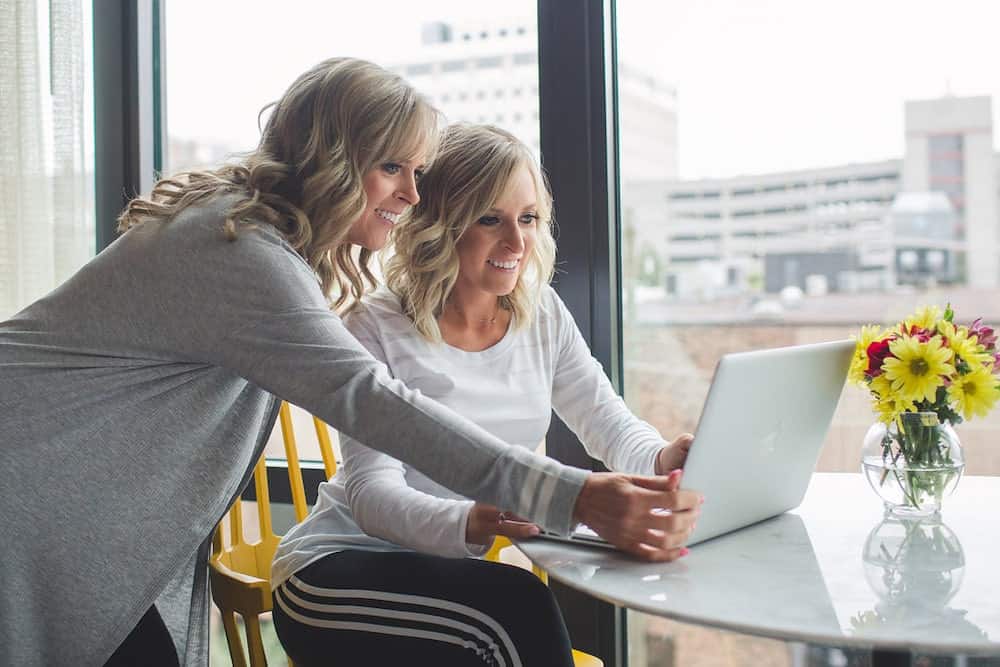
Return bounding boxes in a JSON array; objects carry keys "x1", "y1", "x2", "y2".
[
  {"x1": 210, "y1": 401, "x2": 602, "y2": 667},
  {"x1": 209, "y1": 402, "x2": 336, "y2": 667}
]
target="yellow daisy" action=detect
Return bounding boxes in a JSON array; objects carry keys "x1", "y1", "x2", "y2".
[
  {"x1": 939, "y1": 321, "x2": 992, "y2": 370},
  {"x1": 869, "y1": 374, "x2": 915, "y2": 424},
  {"x1": 904, "y1": 305, "x2": 942, "y2": 333},
  {"x1": 948, "y1": 364, "x2": 1000, "y2": 421},
  {"x1": 849, "y1": 324, "x2": 885, "y2": 385},
  {"x1": 883, "y1": 335, "x2": 954, "y2": 403}
]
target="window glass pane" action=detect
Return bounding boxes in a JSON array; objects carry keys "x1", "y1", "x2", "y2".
[
  {"x1": 615, "y1": 2, "x2": 1000, "y2": 665},
  {"x1": 929, "y1": 134, "x2": 963, "y2": 155},
  {"x1": 1, "y1": 0, "x2": 95, "y2": 319},
  {"x1": 163, "y1": 4, "x2": 540, "y2": 660},
  {"x1": 164, "y1": 0, "x2": 539, "y2": 461},
  {"x1": 164, "y1": 3, "x2": 539, "y2": 176}
]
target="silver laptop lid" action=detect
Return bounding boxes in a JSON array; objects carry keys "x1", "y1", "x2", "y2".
[{"x1": 684, "y1": 339, "x2": 854, "y2": 546}]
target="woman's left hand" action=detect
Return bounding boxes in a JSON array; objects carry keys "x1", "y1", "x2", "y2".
[
  {"x1": 466, "y1": 503, "x2": 541, "y2": 546},
  {"x1": 655, "y1": 433, "x2": 695, "y2": 475}
]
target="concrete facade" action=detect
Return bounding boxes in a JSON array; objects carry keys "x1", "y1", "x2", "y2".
[
  {"x1": 626, "y1": 96, "x2": 999, "y2": 298},
  {"x1": 389, "y1": 20, "x2": 679, "y2": 182},
  {"x1": 903, "y1": 96, "x2": 998, "y2": 288}
]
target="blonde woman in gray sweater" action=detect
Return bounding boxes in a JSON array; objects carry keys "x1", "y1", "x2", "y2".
[{"x1": 0, "y1": 60, "x2": 698, "y2": 667}]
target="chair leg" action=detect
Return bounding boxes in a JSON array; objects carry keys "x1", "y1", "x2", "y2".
[
  {"x1": 244, "y1": 614, "x2": 268, "y2": 667},
  {"x1": 220, "y1": 611, "x2": 249, "y2": 667}
]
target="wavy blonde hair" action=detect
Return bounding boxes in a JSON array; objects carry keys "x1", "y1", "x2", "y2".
[
  {"x1": 385, "y1": 124, "x2": 556, "y2": 342},
  {"x1": 117, "y1": 57, "x2": 440, "y2": 310}
]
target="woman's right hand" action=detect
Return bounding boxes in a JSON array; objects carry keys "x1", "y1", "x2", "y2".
[
  {"x1": 466, "y1": 503, "x2": 541, "y2": 546},
  {"x1": 573, "y1": 469, "x2": 702, "y2": 562}
]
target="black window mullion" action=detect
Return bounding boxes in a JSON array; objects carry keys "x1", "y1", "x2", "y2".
[
  {"x1": 538, "y1": 0, "x2": 626, "y2": 665},
  {"x1": 93, "y1": 0, "x2": 159, "y2": 252}
]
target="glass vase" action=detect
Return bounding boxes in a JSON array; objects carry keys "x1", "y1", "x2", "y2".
[{"x1": 861, "y1": 411, "x2": 964, "y2": 517}]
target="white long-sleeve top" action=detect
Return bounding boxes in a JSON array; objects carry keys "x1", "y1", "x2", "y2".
[{"x1": 271, "y1": 285, "x2": 667, "y2": 587}]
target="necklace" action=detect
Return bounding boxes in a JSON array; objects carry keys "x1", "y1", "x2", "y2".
[{"x1": 449, "y1": 299, "x2": 502, "y2": 325}]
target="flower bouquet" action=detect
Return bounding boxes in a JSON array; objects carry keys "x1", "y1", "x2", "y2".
[{"x1": 851, "y1": 305, "x2": 1000, "y2": 515}]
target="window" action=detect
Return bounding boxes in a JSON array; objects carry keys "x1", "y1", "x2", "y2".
[
  {"x1": 163, "y1": 2, "x2": 541, "y2": 661},
  {"x1": 404, "y1": 63, "x2": 431, "y2": 76},
  {"x1": 164, "y1": 0, "x2": 541, "y2": 456},
  {"x1": 929, "y1": 134, "x2": 963, "y2": 154},
  {"x1": 931, "y1": 158, "x2": 963, "y2": 178},
  {"x1": 616, "y1": 1, "x2": 1000, "y2": 665},
  {"x1": 1, "y1": 0, "x2": 95, "y2": 320},
  {"x1": 513, "y1": 51, "x2": 537, "y2": 65},
  {"x1": 475, "y1": 55, "x2": 503, "y2": 69}
]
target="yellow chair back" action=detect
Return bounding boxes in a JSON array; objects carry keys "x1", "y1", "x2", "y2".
[{"x1": 209, "y1": 402, "x2": 336, "y2": 667}]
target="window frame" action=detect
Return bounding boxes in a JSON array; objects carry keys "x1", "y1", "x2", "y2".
[
  {"x1": 94, "y1": 0, "x2": 164, "y2": 251},
  {"x1": 536, "y1": 0, "x2": 626, "y2": 663},
  {"x1": 105, "y1": 2, "x2": 628, "y2": 663}
]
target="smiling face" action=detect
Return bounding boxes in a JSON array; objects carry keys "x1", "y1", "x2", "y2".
[
  {"x1": 346, "y1": 158, "x2": 426, "y2": 251},
  {"x1": 452, "y1": 164, "x2": 539, "y2": 299}
]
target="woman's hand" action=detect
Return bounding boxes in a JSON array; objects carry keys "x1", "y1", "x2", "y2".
[
  {"x1": 466, "y1": 503, "x2": 541, "y2": 546},
  {"x1": 655, "y1": 433, "x2": 695, "y2": 475},
  {"x1": 573, "y1": 469, "x2": 701, "y2": 561}
]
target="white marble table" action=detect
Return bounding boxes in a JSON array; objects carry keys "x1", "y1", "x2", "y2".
[{"x1": 518, "y1": 473, "x2": 1000, "y2": 657}]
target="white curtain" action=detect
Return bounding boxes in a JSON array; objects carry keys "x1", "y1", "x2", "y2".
[{"x1": 0, "y1": 0, "x2": 91, "y2": 320}]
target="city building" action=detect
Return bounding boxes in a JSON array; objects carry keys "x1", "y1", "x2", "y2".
[
  {"x1": 903, "y1": 96, "x2": 998, "y2": 288},
  {"x1": 627, "y1": 95, "x2": 999, "y2": 298},
  {"x1": 388, "y1": 20, "x2": 679, "y2": 182}
]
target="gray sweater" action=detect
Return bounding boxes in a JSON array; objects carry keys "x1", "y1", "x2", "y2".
[{"x1": 0, "y1": 196, "x2": 588, "y2": 666}]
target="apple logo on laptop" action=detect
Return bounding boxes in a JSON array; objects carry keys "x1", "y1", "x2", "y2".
[{"x1": 758, "y1": 417, "x2": 786, "y2": 457}]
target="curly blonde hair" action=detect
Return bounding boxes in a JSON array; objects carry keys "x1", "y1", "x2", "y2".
[
  {"x1": 385, "y1": 124, "x2": 555, "y2": 342},
  {"x1": 117, "y1": 57, "x2": 440, "y2": 310}
]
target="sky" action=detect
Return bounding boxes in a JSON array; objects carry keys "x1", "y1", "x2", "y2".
[{"x1": 164, "y1": 0, "x2": 1000, "y2": 180}]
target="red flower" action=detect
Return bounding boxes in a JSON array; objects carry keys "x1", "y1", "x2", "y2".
[
  {"x1": 905, "y1": 325, "x2": 932, "y2": 342},
  {"x1": 866, "y1": 338, "x2": 895, "y2": 377},
  {"x1": 970, "y1": 318, "x2": 997, "y2": 351}
]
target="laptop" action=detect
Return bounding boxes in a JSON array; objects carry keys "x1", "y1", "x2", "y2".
[{"x1": 540, "y1": 339, "x2": 855, "y2": 549}]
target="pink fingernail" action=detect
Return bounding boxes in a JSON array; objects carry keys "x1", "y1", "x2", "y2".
[{"x1": 680, "y1": 547, "x2": 690, "y2": 557}]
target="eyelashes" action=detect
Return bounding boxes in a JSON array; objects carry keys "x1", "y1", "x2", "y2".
[
  {"x1": 477, "y1": 213, "x2": 540, "y2": 226},
  {"x1": 381, "y1": 163, "x2": 425, "y2": 180}
]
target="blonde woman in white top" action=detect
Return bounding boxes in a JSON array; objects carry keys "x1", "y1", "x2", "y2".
[{"x1": 272, "y1": 124, "x2": 702, "y2": 667}]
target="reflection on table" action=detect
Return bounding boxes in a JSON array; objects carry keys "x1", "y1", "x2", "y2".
[
  {"x1": 851, "y1": 514, "x2": 986, "y2": 645},
  {"x1": 517, "y1": 473, "x2": 1000, "y2": 656}
]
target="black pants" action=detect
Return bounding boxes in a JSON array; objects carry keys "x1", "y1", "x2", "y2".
[
  {"x1": 273, "y1": 550, "x2": 575, "y2": 667},
  {"x1": 104, "y1": 605, "x2": 179, "y2": 667}
]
